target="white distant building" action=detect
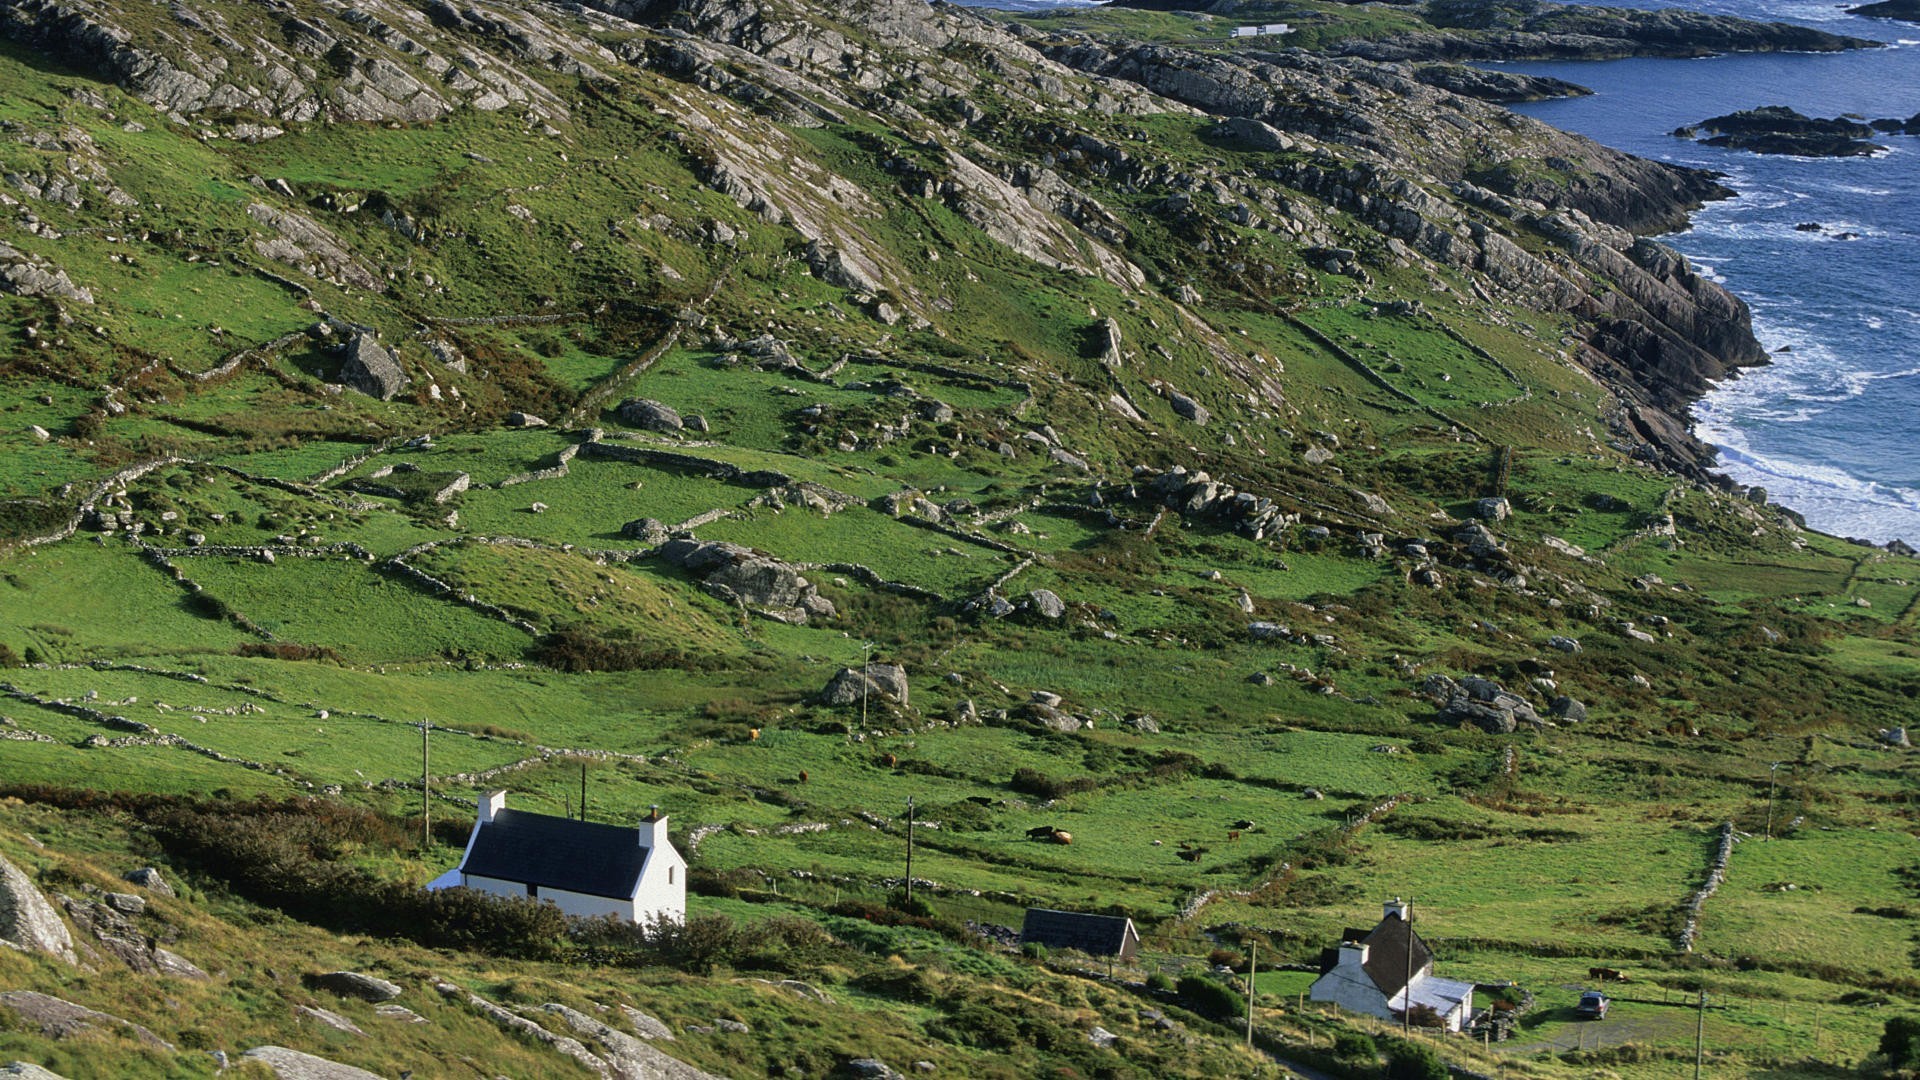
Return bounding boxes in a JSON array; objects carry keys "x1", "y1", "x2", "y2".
[
  {"x1": 1309, "y1": 899, "x2": 1476, "y2": 1032},
  {"x1": 1231, "y1": 23, "x2": 1292, "y2": 38},
  {"x1": 428, "y1": 791, "x2": 686, "y2": 925}
]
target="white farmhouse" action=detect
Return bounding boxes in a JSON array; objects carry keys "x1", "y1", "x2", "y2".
[
  {"x1": 428, "y1": 791, "x2": 686, "y2": 925},
  {"x1": 1309, "y1": 899, "x2": 1475, "y2": 1032}
]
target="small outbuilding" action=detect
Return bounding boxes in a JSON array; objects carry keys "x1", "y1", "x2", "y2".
[
  {"x1": 1309, "y1": 899, "x2": 1474, "y2": 1031},
  {"x1": 1020, "y1": 908, "x2": 1141, "y2": 961},
  {"x1": 428, "y1": 792, "x2": 686, "y2": 925}
]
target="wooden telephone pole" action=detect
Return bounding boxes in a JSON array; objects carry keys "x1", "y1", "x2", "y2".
[
  {"x1": 419, "y1": 721, "x2": 430, "y2": 848},
  {"x1": 904, "y1": 795, "x2": 916, "y2": 910},
  {"x1": 1245, "y1": 940, "x2": 1257, "y2": 1047}
]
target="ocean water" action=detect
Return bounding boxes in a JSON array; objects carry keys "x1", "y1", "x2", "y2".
[
  {"x1": 1493, "y1": 0, "x2": 1920, "y2": 545},
  {"x1": 947, "y1": 0, "x2": 1920, "y2": 543}
]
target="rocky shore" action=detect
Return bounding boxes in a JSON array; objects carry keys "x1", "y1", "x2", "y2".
[
  {"x1": 1849, "y1": 0, "x2": 1920, "y2": 23},
  {"x1": 1676, "y1": 105, "x2": 1920, "y2": 157},
  {"x1": 1114, "y1": 0, "x2": 1880, "y2": 62}
]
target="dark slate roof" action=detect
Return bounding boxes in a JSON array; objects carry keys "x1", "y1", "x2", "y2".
[
  {"x1": 1360, "y1": 913, "x2": 1432, "y2": 998},
  {"x1": 461, "y1": 809, "x2": 650, "y2": 900},
  {"x1": 1021, "y1": 908, "x2": 1138, "y2": 957}
]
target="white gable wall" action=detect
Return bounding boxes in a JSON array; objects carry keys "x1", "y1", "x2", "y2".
[
  {"x1": 1309, "y1": 945, "x2": 1398, "y2": 1025},
  {"x1": 633, "y1": 840, "x2": 686, "y2": 926}
]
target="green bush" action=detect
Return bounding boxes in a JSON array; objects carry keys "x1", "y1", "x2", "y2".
[
  {"x1": 1145, "y1": 971, "x2": 1175, "y2": 993},
  {"x1": 928, "y1": 1003, "x2": 1020, "y2": 1049},
  {"x1": 1384, "y1": 1038, "x2": 1447, "y2": 1080},
  {"x1": 1333, "y1": 1030, "x2": 1378, "y2": 1060},
  {"x1": 1175, "y1": 974, "x2": 1245, "y2": 1022},
  {"x1": 1880, "y1": 1016, "x2": 1920, "y2": 1069}
]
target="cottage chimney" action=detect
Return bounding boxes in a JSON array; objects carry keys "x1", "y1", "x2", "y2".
[
  {"x1": 640, "y1": 805, "x2": 669, "y2": 850},
  {"x1": 478, "y1": 790, "x2": 507, "y2": 823},
  {"x1": 1383, "y1": 897, "x2": 1410, "y2": 923},
  {"x1": 1339, "y1": 940, "x2": 1370, "y2": 967}
]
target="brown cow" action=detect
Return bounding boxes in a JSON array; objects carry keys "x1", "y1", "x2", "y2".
[
  {"x1": 1588, "y1": 967, "x2": 1628, "y2": 983},
  {"x1": 1051, "y1": 830, "x2": 1073, "y2": 845}
]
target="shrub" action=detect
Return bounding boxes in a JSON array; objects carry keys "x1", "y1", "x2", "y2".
[
  {"x1": 1333, "y1": 1031, "x2": 1378, "y2": 1060},
  {"x1": 1384, "y1": 1038, "x2": 1447, "y2": 1080},
  {"x1": 1175, "y1": 974, "x2": 1245, "y2": 1022},
  {"x1": 1881, "y1": 1016, "x2": 1920, "y2": 1069},
  {"x1": 927, "y1": 1003, "x2": 1020, "y2": 1049},
  {"x1": 1145, "y1": 971, "x2": 1174, "y2": 993}
]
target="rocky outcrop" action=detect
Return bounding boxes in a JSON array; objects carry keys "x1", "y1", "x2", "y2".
[
  {"x1": 307, "y1": 971, "x2": 403, "y2": 1003},
  {"x1": 247, "y1": 204, "x2": 383, "y2": 293},
  {"x1": 1421, "y1": 674, "x2": 1543, "y2": 734},
  {"x1": 0, "y1": 241, "x2": 93, "y2": 304},
  {"x1": 336, "y1": 331, "x2": 409, "y2": 401},
  {"x1": 1292, "y1": 1, "x2": 1879, "y2": 62},
  {"x1": 0, "y1": 991, "x2": 169, "y2": 1048},
  {"x1": 0, "y1": 855, "x2": 76, "y2": 964},
  {"x1": 0, "y1": 0, "x2": 590, "y2": 125},
  {"x1": 1681, "y1": 106, "x2": 1900, "y2": 157},
  {"x1": 616, "y1": 398, "x2": 685, "y2": 433},
  {"x1": 1851, "y1": 0, "x2": 1920, "y2": 22},
  {"x1": 241, "y1": 1046, "x2": 385, "y2": 1080},
  {"x1": 820, "y1": 663, "x2": 909, "y2": 709},
  {"x1": 658, "y1": 538, "x2": 836, "y2": 623}
]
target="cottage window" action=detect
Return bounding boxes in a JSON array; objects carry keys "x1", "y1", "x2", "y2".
[
  {"x1": 668, "y1": 867, "x2": 674, "y2": 884},
  {"x1": 527, "y1": 884, "x2": 538, "y2": 898}
]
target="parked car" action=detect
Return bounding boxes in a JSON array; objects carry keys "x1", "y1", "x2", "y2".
[{"x1": 1576, "y1": 990, "x2": 1610, "y2": 1019}]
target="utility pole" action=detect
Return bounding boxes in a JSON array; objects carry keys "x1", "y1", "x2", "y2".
[
  {"x1": 1695, "y1": 987, "x2": 1708, "y2": 1080},
  {"x1": 580, "y1": 760, "x2": 588, "y2": 821},
  {"x1": 904, "y1": 794, "x2": 915, "y2": 911},
  {"x1": 1765, "y1": 761, "x2": 1784, "y2": 840},
  {"x1": 1403, "y1": 898, "x2": 1414, "y2": 1036},
  {"x1": 419, "y1": 721, "x2": 430, "y2": 849},
  {"x1": 1245, "y1": 939, "x2": 1257, "y2": 1047}
]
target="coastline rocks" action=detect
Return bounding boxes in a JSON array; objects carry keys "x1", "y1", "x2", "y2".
[
  {"x1": 1682, "y1": 106, "x2": 1895, "y2": 157},
  {"x1": 1850, "y1": 0, "x2": 1920, "y2": 22}
]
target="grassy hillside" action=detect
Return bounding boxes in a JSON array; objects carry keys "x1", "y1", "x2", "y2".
[{"x1": 0, "y1": 0, "x2": 1916, "y2": 1075}]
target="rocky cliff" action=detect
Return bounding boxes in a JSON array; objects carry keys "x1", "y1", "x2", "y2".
[{"x1": 0, "y1": 0, "x2": 1769, "y2": 488}]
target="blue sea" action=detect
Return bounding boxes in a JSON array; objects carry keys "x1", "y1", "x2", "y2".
[
  {"x1": 1493, "y1": 0, "x2": 1920, "y2": 545},
  {"x1": 951, "y1": 0, "x2": 1920, "y2": 544}
]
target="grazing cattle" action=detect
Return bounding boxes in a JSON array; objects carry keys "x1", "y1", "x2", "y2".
[
  {"x1": 750, "y1": 728, "x2": 761, "y2": 741},
  {"x1": 1177, "y1": 848, "x2": 1203, "y2": 862},
  {"x1": 1588, "y1": 967, "x2": 1628, "y2": 983},
  {"x1": 1227, "y1": 831, "x2": 1241, "y2": 842},
  {"x1": 880, "y1": 753, "x2": 898, "y2": 767},
  {"x1": 1231, "y1": 819, "x2": 1255, "y2": 830},
  {"x1": 797, "y1": 770, "x2": 809, "y2": 783},
  {"x1": 1050, "y1": 830, "x2": 1073, "y2": 845},
  {"x1": 1028, "y1": 825, "x2": 1060, "y2": 840}
]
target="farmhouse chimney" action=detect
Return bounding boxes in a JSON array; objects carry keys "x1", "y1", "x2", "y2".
[
  {"x1": 479, "y1": 790, "x2": 507, "y2": 823},
  {"x1": 1383, "y1": 897, "x2": 1410, "y2": 923},
  {"x1": 641, "y1": 805, "x2": 669, "y2": 849}
]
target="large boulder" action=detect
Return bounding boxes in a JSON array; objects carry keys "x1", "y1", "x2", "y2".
[
  {"x1": 1027, "y1": 589, "x2": 1066, "y2": 619},
  {"x1": 616, "y1": 398, "x2": 684, "y2": 433},
  {"x1": 1423, "y1": 674, "x2": 1542, "y2": 734},
  {"x1": 123, "y1": 867, "x2": 173, "y2": 897},
  {"x1": 337, "y1": 331, "x2": 408, "y2": 400},
  {"x1": 820, "y1": 664, "x2": 909, "y2": 709},
  {"x1": 658, "y1": 539, "x2": 835, "y2": 624},
  {"x1": 0, "y1": 991, "x2": 167, "y2": 1047},
  {"x1": 0, "y1": 855, "x2": 75, "y2": 964}
]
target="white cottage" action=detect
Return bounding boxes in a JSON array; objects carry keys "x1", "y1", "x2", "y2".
[
  {"x1": 428, "y1": 791, "x2": 686, "y2": 925},
  {"x1": 1309, "y1": 899, "x2": 1475, "y2": 1032}
]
